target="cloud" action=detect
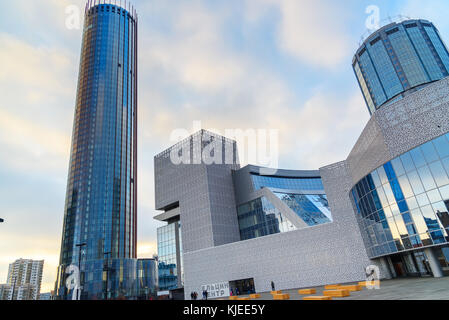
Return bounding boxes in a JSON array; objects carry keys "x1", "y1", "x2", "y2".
[
  {"x1": 401, "y1": 0, "x2": 449, "y2": 34},
  {"x1": 245, "y1": 0, "x2": 353, "y2": 68},
  {"x1": 137, "y1": 241, "x2": 158, "y2": 259},
  {"x1": 0, "y1": 0, "x2": 371, "y2": 292},
  {"x1": 137, "y1": 0, "x2": 368, "y2": 171}
]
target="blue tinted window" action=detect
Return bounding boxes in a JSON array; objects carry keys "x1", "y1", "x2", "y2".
[
  {"x1": 368, "y1": 39, "x2": 403, "y2": 99},
  {"x1": 433, "y1": 135, "x2": 449, "y2": 158},
  {"x1": 383, "y1": 162, "x2": 397, "y2": 181},
  {"x1": 425, "y1": 26, "x2": 449, "y2": 72},
  {"x1": 274, "y1": 193, "x2": 331, "y2": 226},
  {"x1": 400, "y1": 152, "x2": 415, "y2": 172},
  {"x1": 237, "y1": 197, "x2": 297, "y2": 240},
  {"x1": 350, "y1": 134, "x2": 449, "y2": 258},
  {"x1": 410, "y1": 148, "x2": 427, "y2": 168},
  {"x1": 420, "y1": 141, "x2": 439, "y2": 164},
  {"x1": 358, "y1": 50, "x2": 387, "y2": 106},
  {"x1": 391, "y1": 158, "x2": 405, "y2": 177},
  {"x1": 429, "y1": 161, "x2": 449, "y2": 187},
  {"x1": 406, "y1": 25, "x2": 443, "y2": 81},
  {"x1": 251, "y1": 175, "x2": 324, "y2": 191}
]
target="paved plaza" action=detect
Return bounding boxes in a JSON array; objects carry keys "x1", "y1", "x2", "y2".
[{"x1": 223, "y1": 277, "x2": 449, "y2": 300}]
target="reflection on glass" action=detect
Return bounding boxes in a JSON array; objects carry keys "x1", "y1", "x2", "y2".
[
  {"x1": 274, "y1": 193, "x2": 332, "y2": 226},
  {"x1": 408, "y1": 170, "x2": 425, "y2": 195},
  {"x1": 428, "y1": 189, "x2": 442, "y2": 203},
  {"x1": 420, "y1": 141, "x2": 439, "y2": 164},
  {"x1": 433, "y1": 135, "x2": 449, "y2": 158},
  {"x1": 400, "y1": 152, "x2": 415, "y2": 173},
  {"x1": 351, "y1": 133, "x2": 449, "y2": 258},
  {"x1": 418, "y1": 166, "x2": 437, "y2": 191},
  {"x1": 398, "y1": 175, "x2": 414, "y2": 198},
  {"x1": 429, "y1": 161, "x2": 449, "y2": 187},
  {"x1": 416, "y1": 193, "x2": 430, "y2": 207},
  {"x1": 251, "y1": 175, "x2": 324, "y2": 191},
  {"x1": 391, "y1": 158, "x2": 405, "y2": 177},
  {"x1": 410, "y1": 148, "x2": 426, "y2": 168},
  {"x1": 237, "y1": 197, "x2": 297, "y2": 240}
]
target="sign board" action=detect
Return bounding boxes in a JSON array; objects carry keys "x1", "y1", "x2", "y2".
[
  {"x1": 157, "y1": 291, "x2": 170, "y2": 296},
  {"x1": 201, "y1": 282, "x2": 230, "y2": 299}
]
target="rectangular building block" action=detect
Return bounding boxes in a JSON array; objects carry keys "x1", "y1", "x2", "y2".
[
  {"x1": 273, "y1": 293, "x2": 290, "y2": 300},
  {"x1": 359, "y1": 280, "x2": 380, "y2": 287},
  {"x1": 303, "y1": 296, "x2": 332, "y2": 300},
  {"x1": 298, "y1": 289, "x2": 316, "y2": 294},
  {"x1": 339, "y1": 285, "x2": 362, "y2": 291},
  {"x1": 323, "y1": 289, "x2": 350, "y2": 297},
  {"x1": 324, "y1": 284, "x2": 341, "y2": 289}
]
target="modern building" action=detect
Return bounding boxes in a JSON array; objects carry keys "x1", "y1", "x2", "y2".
[
  {"x1": 1, "y1": 259, "x2": 44, "y2": 300},
  {"x1": 154, "y1": 19, "x2": 449, "y2": 299},
  {"x1": 154, "y1": 130, "x2": 240, "y2": 298},
  {"x1": 353, "y1": 19, "x2": 449, "y2": 115},
  {"x1": 55, "y1": 1, "x2": 140, "y2": 300},
  {"x1": 136, "y1": 258, "x2": 158, "y2": 299}
]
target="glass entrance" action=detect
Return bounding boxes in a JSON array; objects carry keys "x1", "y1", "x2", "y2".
[{"x1": 229, "y1": 278, "x2": 255, "y2": 296}]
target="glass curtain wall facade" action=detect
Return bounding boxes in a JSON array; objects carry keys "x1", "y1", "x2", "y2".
[
  {"x1": 136, "y1": 259, "x2": 157, "y2": 299},
  {"x1": 274, "y1": 193, "x2": 331, "y2": 226},
  {"x1": 157, "y1": 221, "x2": 183, "y2": 291},
  {"x1": 251, "y1": 174, "x2": 324, "y2": 191},
  {"x1": 353, "y1": 20, "x2": 449, "y2": 114},
  {"x1": 351, "y1": 133, "x2": 449, "y2": 259},
  {"x1": 237, "y1": 174, "x2": 331, "y2": 240},
  {"x1": 237, "y1": 197, "x2": 297, "y2": 240},
  {"x1": 55, "y1": 2, "x2": 138, "y2": 300}
]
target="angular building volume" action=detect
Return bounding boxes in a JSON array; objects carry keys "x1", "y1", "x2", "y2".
[{"x1": 154, "y1": 19, "x2": 449, "y2": 300}]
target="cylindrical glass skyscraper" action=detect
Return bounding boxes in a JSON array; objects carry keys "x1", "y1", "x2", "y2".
[
  {"x1": 55, "y1": 1, "x2": 138, "y2": 300},
  {"x1": 353, "y1": 19, "x2": 449, "y2": 115}
]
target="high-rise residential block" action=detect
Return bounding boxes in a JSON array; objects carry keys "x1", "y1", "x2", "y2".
[{"x1": 4, "y1": 259, "x2": 44, "y2": 300}]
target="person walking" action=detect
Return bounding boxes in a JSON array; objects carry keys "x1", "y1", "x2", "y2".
[
  {"x1": 205, "y1": 290, "x2": 208, "y2": 300},
  {"x1": 191, "y1": 292, "x2": 194, "y2": 300},
  {"x1": 271, "y1": 281, "x2": 275, "y2": 291}
]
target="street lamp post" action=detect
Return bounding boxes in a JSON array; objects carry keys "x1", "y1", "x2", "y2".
[
  {"x1": 103, "y1": 251, "x2": 111, "y2": 300},
  {"x1": 76, "y1": 243, "x2": 87, "y2": 300}
]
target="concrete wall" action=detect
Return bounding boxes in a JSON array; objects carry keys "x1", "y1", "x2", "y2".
[
  {"x1": 154, "y1": 130, "x2": 241, "y2": 253},
  {"x1": 182, "y1": 161, "x2": 388, "y2": 298},
  {"x1": 347, "y1": 76, "x2": 449, "y2": 185}
]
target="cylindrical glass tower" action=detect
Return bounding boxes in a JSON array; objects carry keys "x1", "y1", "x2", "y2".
[
  {"x1": 55, "y1": 1, "x2": 138, "y2": 300},
  {"x1": 353, "y1": 19, "x2": 449, "y2": 115}
]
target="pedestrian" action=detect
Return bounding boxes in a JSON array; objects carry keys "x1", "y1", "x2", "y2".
[
  {"x1": 230, "y1": 288, "x2": 233, "y2": 296},
  {"x1": 194, "y1": 292, "x2": 198, "y2": 300},
  {"x1": 205, "y1": 290, "x2": 208, "y2": 300},
  {"x1": 271, "y1": 281, "x2": 275, "y2": 291},
  {"x1": 191, "y1": 292, "x2": 194, "y2": 300},
  {"x1": 202, "y1": 290, "x2": 206, "y2": 300}
]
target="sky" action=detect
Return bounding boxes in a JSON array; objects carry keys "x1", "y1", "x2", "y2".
[{"x1": 1, "y1": 0, "x2": 449, "y2": 293}]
